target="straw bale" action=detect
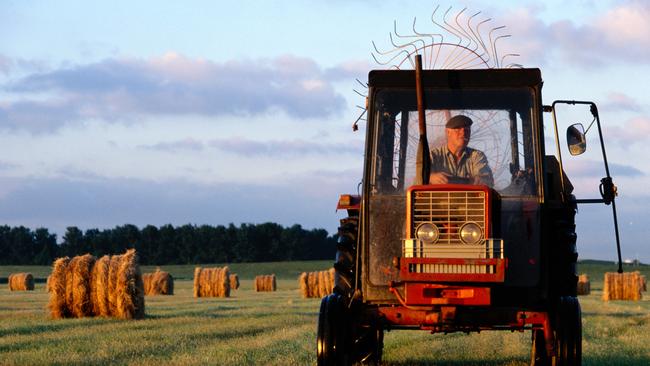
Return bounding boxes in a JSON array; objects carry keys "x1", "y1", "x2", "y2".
[
  {"x1": 48, "y1": 257, "x2": 71, "y2": 319},
  {"x1": 577, "y1": 274, "x2": 590, "y2": 295},
  {"x1": 9, "y1": 272, "x2": 34, "y2": 291},
  {"x1": 143, "y1": 270, "x2": 173, "y2": 296},
  {"x1": 114, "y1": 249, "x2": 145, "y2": 319},
  {"x1": 107, "y1": 254, "x2": 121, "y2": 315},
  {"x1": 193, "y1": 267, "x2": 201, "y2": 297},
  {"x1": 328, "y1": 268, "x2": 335, "y2": 294},
  {"x1": 603, "y1": 271, "x2": 643, "y2": 301},
  {"x1": 193, "y1": 266, "x2": 230, "y2": 298},
  {"x1": 257, "y1": 274, "x2": 276, "y2": 292},
  {"x1": 317, "y1": 271, "x2": 327, "y2": 297},
  {"x1": 230, "y1": 274, "x2": 240, "y2": 290},
  {"x1": 92, "y1": 255, "x2": 110, "y2": 316},
  {"x1": 299, "y1": 272, "x2": 309, "y2": 298},
  {"x1": 70, "y1": 254, "x2": 95, "y2": 317}
]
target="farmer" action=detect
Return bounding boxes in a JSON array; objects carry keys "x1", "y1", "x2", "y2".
[{"x1": 428, "y1": 115, "x2": 494, "y2": 186}]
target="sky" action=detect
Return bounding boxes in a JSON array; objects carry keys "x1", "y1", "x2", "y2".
[{"x1": 1, "y1": 0, "x2": 649, "y2": 262}]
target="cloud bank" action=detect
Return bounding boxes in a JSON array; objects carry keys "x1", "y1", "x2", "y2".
[{"x1": 0, "y1": 53, "x2": 352, "y2": 132}]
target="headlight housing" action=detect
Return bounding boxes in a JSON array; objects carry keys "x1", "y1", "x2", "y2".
[
  {"x1": 459, "y1": 222, "x2": 482, "y2": 244},
  {"x1": 415, "y1": 222, "x2": 439, "y2": 244}
]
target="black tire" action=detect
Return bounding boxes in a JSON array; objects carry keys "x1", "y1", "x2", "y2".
[
  {"x1": 334, "y1": 217, "x2": 358, "y2": 298},
  {"x1": 317, "y1": 294, "x2": 350, "y2": 366},
  {"x1": 553, "y1": 296, "x2": 582, "y2": 366},
  {"x1": 354, "y1": 324, "x2": 384, "y2": 365},
  {"x1": 530, "y1": 329, "x2": 549, "y2": 366}
]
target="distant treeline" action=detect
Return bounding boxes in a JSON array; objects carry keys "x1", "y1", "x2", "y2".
[{"x1": 0, "y1": 223, "x2": 336, "y2": 265}]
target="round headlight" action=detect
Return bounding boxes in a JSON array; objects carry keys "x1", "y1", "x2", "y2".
[
  {"x1": 459, "y1": 222, "x2": 482, "y2": 244},
  {"x1": 416, "y1": 223, "x2": 439, "y2": 244}
]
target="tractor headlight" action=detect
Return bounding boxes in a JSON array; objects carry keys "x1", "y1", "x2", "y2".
[
  {"x1": 415, "y1": 223, "x2": 439, "y2": 244},
  {"x1": 459, "y1": 222, "x2": 482, "y2": 244}
]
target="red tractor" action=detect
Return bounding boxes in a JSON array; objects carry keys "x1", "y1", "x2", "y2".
[{"x1": 316, "y1": 28, "x2": 623, "y2": 364}]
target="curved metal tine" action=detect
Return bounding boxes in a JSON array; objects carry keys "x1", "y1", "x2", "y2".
[
  {"x1": 464, "y1": 11, "x2": 485, "y2": 56},
  {"x1": 444, "y1": 7, "x2": 475, "y2": 69},
  {"x1": 389, "y1": 31, "x2": 424, "y2": 61},
  {"x1": 438, "y1": 7, "x2": 469, "y2": 68},
  {"x1": 396, "y1": 51, "x2": 416, "y2": 69},
  {"x1": 505, "y1": 63, "x2": 523, "y2": 69},
  {"x1": 372, "y1": 48, "x2": 412, "y2": 67},
  {"x1": 488, "y1": 26, "x2": 507, "y2": 67},
  {"x1": 472, "y1": 17, "x2": 493, "y2": 63},
  {"x1": 353, "y1": 89, "x2": 366, "y2": 98},
  {"x1": 355, "y1": 104, "x2": 366, "y2": 110},
  {"x1": 447, "y1": 11, "x2": 492, "y2": 69},
  {"x1": 355, "y1": 78, "x2": 368, "y2": 89},
  {"x1": 428, "y1": 5, "x2": 447, "y2": 69},
  {"x1": 493, "y1": 34, "x2": 511, "y2": 68},
  {"x1": 444, "y1": 43, "x2": 489, "y2": 69},
  {"x1": 412, "y1": 17, "x2": 443, "y2": 69},
  {"x1": 500, "y1": 54, "x2": 520, "y2": 68},
  {"x1": 372, "y1": 40, "x2": 399, "y2": 56}
]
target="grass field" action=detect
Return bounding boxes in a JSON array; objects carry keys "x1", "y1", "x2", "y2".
[{"x1": 1, "y1": 261, "x2": 649, "y2": 365}]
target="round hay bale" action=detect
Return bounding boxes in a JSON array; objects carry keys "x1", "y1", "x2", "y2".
[
  {"x1": 48, "y1": 257, "x2": 71, "y2": 319},
  {"x1": 92, "y1": 255, "x2": 111, "y2": 316},
  {"x1": 230, "y1": 273, "x2": 240, "y2": 290},
  {"x1": 299, "y1": 272, "x2": 308, "y2": 298},
  {"x1": 114, "y1": 249, "x2": 145, "y2": 319},
  {"x1": 143, "y1": 270, "x2": 173, "y2": 296},
  {"x1": 577, "y1": 274, "x2": 590, "y2": 295},
  {"x1": 8, "y1": 272, "x2": 34, "y2": 291},
  {"x1": 220, "y1": 267, "x2": 231, "y2": 298},
  {"x1": 193, "y1": 267, "x2": 202, "y2": 298},
  {"x1": 71, "y1": 254, "x2": 95, "y2": 317},
  {"x1": 107, "y1": 254, "x2": 121, "y2": 315},
  {"x1": 307, "y1": 272, "x2": 317, "y2": 298}
]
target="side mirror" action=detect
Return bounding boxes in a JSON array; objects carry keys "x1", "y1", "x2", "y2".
[{"x1": 567, "y1": 123, "x2": 586, "y2": 155}]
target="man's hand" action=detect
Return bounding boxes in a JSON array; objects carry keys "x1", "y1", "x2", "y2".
[{"x1": 429, "y1": 172, "x2": 451, "y2": 184}]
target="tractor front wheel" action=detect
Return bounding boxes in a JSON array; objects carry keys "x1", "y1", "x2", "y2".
[{"x1": 317, "y1": 294, "x2": 350, "y2": 366}]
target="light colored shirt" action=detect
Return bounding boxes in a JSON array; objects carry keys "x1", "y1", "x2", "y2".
[{"x1": 430, "y1": 146, "x2": 494, "y2": 186}]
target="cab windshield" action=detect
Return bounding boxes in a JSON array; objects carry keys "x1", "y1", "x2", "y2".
[{"x1": 371, "y1": 88, "x2": 538, "y2": 196}]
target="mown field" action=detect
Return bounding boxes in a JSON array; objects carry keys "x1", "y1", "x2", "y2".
[{"x1": 1, "y1": 261, "x2": 649, "y2": 365}]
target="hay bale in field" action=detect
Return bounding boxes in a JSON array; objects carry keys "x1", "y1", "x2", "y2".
[
  {"x1": 47, "y1": 249, "x2": 145, "y2": 319},
  {"x1": 48, "y1": 257, "x2": 71, "y2": 319},
  {"x1": 8, "y1": 272, "x2": 34, "y2": 291},
  {"x1": 298, "y1": 270, "x2": 336, "y2": 298},
  {"x1": 641, "y1": 275, "x2": 647, "y2": 292},
  {"x1": 577, "y1": 274, "x2": 590, "y2": 295},
  {"x1": 143, "y1": 269, "x2": 174, "y2": 296},
  {"x1": 114, "y1": 249, "x2": 145, "y2": 319},
  {"x1": 70, "y1": 254, "x2": 95, "y2": 317},
  {"x1": 229, "y1": 273, "x2": 240, "y2": 290},
  {"x1": 299, "y1": 272, "x2": 309, "y2": 298},
  {"x1": 193, "y1": 266, "x2": 230, "y2": 298},
  {"x1": 254, "y1": 274, "x2": 276, "y2": 292},
  {"x1": 92, "y1": 255, "x2": 110, "y2": 316},
  {"x1": 603, "y1": 271, "x2": 643, "y2": 301},
  {"x1": 193, "y1": 267, "x2": 201, "y2": 297}
]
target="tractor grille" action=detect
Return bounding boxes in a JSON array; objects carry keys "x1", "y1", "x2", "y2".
[
  {"x1": 412, "y1": 190, "x2": 486, "y2": 246},
  {"x1": 406, "y1": 190, "x2": 501, "y2": 275}
]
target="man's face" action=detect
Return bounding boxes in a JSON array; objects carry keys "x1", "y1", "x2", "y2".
[{"x1": 446, "y1": 126, "x2": 471, "y2": 152}]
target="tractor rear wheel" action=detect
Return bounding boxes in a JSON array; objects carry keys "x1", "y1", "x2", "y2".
[
  {"x1": 334, "y1": 217, "x2": 358, "y2": 298},
  {"x1": 553, "y1": 296, "x2": 582, "y2": 366},
  {"x1": 354, "y1": 323, "x2": 384, "y2": 365}
]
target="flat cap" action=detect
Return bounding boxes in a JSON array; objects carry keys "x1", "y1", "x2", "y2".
[{"x1": 446, "y1": 115, "x2": 473, "y2": 129}]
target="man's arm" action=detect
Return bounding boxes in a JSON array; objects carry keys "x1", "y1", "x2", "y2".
[{"x1": 472, "y1": 150, "x2": 494, "y2": 186}]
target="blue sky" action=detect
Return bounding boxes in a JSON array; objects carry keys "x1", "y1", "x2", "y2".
[{"x1": 1, "y1": 0, "x2": 649, "y2": 262}]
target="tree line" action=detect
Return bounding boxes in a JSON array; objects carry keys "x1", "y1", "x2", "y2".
[{"x1": 0, "y1": 223, "x2": 336, "y2": 265}]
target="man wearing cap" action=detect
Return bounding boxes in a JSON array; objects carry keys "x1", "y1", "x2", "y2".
[{"x1": 428, "y1": 115, "x2": 494, "y2": 186}]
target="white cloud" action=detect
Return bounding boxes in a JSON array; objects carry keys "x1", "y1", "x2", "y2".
[{"x1": 0, "y1": 54, "x2": 350, "y2": 133}]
